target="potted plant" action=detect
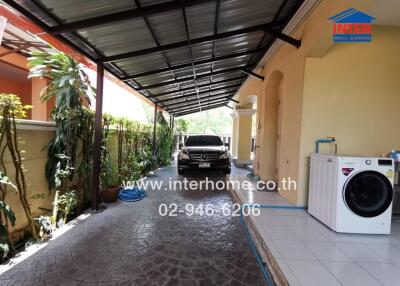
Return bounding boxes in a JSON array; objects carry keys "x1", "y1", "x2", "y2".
[{"x1": 101, "y1": 153, "x2": 120, "y2": 203}]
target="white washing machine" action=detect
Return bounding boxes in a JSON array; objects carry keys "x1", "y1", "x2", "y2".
[{"x1": 308, "y1": 153, "x2": 394, "y2": 234}]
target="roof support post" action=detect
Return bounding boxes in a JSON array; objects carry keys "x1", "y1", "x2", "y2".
[
  {"x1": 152, "y1": 103, "x2": 158, "y2": 156},
  {"x1": 91, "y1": 63, "x2": 104, "y2": 212}
]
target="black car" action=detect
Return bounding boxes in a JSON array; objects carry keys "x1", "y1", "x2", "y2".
[{"x1": 177, "y1": 135, "x2": 231, "y2": 175}]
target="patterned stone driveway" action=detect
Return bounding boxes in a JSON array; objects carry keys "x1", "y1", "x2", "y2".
[{"x1": 0, "y1": 165, "x2": 265, "y2": 286}]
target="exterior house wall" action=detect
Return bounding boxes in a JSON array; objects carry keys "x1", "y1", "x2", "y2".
[
  {"x1": 235, "y1": 0, "x2": 387, "y2": 205},
  {"x1": 0, "y1": 74, "x2": 32, "y2": 118},
  {"x1": 298, "y1": 26, "x2": 400, "y2": 205}
]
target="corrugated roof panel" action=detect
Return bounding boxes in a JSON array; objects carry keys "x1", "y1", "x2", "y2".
[
  {"x1": 135, "y1": 72, "x2": 176, "y2": 86},
  {"x1": 79, "y1": 18, "x2": 155, "y2": 57},
  {"x1": 191, "y1": 42, "x2": 214, "y2": 61},
  {"x1": 147, "y1": 9, "x2": 187, "y2": 45},
  {"x1": 39, "y1": 0, "x2": 137, "y2": 23},
  {"x1": 214, "y1": 31, "x2": 264, "y2": 56},
  {"x1": 116, "y1": 53, "x2": 168, "y2": 74},
  {"x1": 6, "y1": 0, "x2": 304, "y2": 115},
  {"x1": 174, "y1": 68, "x2": 195, "y2": 79},
  {"x1": 186, "y1": 2, "x2": 216, "y2": 39},
  {"x1": 165, "y1": 47, "x2": 191, "y2": 65},
  {"x1": 218, "y1": 0, "x2": 282, "y2": 32},
  {"x1": 212, "y1": 56, "x2": 250, "y2": 70}
]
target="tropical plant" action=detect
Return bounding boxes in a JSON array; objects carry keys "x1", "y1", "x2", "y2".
[
  {"x1": 0, "y1": 94, "x2": 38, "y2": 240},
  {"x1": 174, "y1": 118, "x2": 188, "y2": 134},
  {"x1": 34, "y1": 216, "x2": 52, "y2": 239},
  {"x1": 76, "y1": 108, "x2": 95, "y2": 212},
  {"x1": 155, "y1": 112, "x2": 173, "y2": 166},
  {"x1": 0, "y1": 200, "x2": 16, "y2": 260},
  {"x1": 28, "y1": 51, "x2": 94, "y2": 218},
  {"x1": 58, "y1": 190, "x2": 78, "y2": 224}
]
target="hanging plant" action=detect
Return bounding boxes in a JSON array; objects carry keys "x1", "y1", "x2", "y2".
[{"x1": 0, "y1": 94, "x2": 38, "y2": 242}]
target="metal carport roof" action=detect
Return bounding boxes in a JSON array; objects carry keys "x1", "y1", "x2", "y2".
[{"x1": 2, "y1": 0, "x2": 303, "y2": 117}]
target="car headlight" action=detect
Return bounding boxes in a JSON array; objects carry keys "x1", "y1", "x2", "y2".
[
  {"x1": 178, "y1": 151, "x2": 190, "y2": 160},
  {"x1": 219, "y1": 151, "x2": 229, "y2": 159}
]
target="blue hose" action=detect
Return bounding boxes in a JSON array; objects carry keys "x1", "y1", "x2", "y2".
[
  {"x1": 118, "y1": 187, "x2": 147, "y2": 202},
  {"x1": 240, "y1": 204, "x2": 307, "y2": 285}
]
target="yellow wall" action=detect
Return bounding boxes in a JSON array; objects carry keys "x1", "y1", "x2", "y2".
[
  {"x1": 298, "y1": 26, "x2": 400, "y2": 205},
  {"x1": 3, "y1": 125, "x2": 56, "y2": 233},
  {"x1": 235, "y1": 0, "x2": 386, "y2": 205},
  {"x1": 236, "y1": 114, "x2": 253, "y2": 163}
]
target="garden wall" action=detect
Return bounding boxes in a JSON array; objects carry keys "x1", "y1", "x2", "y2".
[{"x1": 3, "y1": 120, "x2": 118, "y2": 239}]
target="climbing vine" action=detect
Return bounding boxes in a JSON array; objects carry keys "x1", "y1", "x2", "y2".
[{"x1": 0, "y1": 94, "x2": 38, "y2": 248}]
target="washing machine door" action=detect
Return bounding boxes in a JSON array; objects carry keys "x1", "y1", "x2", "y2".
[{"x1": 344, "y1": 171, "x2": 393, "y2": 218}]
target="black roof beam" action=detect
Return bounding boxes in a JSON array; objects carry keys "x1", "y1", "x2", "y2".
[
  {"x1": 121, "y1": 48, "x2": 263, "y2": 80},
  {"x1": 49, "y1": 0, "x2": 214, "y2": 34},
  {"x1": 174, "y1": 103, "x2": 227, "y2": 116},
  {"x1": 157, "y1": 83, "x2": 240, "y2": 103},
  {"x1": 101, "y1": 21, "x2": 292, "y2": 63},
  {"x1": 241, "y1": 68, "x2": 264, "y2": 80},
  {"x1": 149, "y1": 76, "x2": 244, "y2": 98},
  {"x1": 136, "y1": 65, "x2": 250, "y2": 90}
]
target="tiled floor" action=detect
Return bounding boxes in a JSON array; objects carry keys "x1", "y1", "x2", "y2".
[
  {"x1": 232, "y1": 180, "x2": 400, "y2": 286},
  {"x1": 0, "y1": 165, "x2": 264, "y2": 286}
]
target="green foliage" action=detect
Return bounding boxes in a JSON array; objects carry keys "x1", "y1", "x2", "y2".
[
  {"x1": 58, "y1": 190, "x2": 78, "y2": 223},
  {"x1": 0, "y1": 176, "x2": 16, "y2": 260},
  {"x1": 155, "y1": 112, "x2": 173, "y2": 166},
  {"x1": 174, "y1": 118, "x2": 188, "y2": 134},
  {"x1": 180, "y1": 107, "x2": 232, "y2": 134},
  {"x1": 28, "y1": 52, "x2": 94, "y2": 192},
  {"x1": 0, "y1": 93, "x2": 38, "y2": 242},
  {"x1": 34, "y1": 216, "x2": 52, "y2": 238}
]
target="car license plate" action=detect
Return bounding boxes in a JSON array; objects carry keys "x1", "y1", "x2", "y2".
[{"x1": 199, "y1": 162, "x2": 210, "y2": 168}]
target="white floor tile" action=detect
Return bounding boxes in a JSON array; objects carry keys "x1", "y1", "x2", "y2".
[
  {"x1": 304, "y1": 241, "x2": 352, "y2": 261},
  {"x1": 336, "y1": 243, "x2": 388, "y2": 262},
  {"x1": 359, "y1": 262, "x2": 400, "y2": 286},
  {"x1": 273, "y1": 240, "x2": 317, "y2": 260},
  {"x1": 289, "y1": 225, "x2": 330, "y2": 242},
  {"x1": 364, "y1": 243, "x2": 400, "y2": 263},
  {"x1": 323, "y1": 261, "x2": 381, "y2": 286},
  {"x1": 275, "y1": 258, "x2": 300, "y2": 286},
  {"x1": 260, "y1": 225, "x2": 298, "y2": 240},
  {"x1": 285, "y1": 259, "x2": 340, "y2": 286}
]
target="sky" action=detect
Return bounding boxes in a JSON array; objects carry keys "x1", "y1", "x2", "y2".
[{"x1": 84, "y1": 67, "x2": 149, "y2": 124}]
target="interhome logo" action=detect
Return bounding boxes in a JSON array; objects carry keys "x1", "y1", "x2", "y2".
[{"x1": 329, "y1": 8, "x2": 375, "y2": 42}]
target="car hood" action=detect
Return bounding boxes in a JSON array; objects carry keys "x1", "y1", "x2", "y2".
[{"x1": 184, "y1": 146, "x2": 226, "y2": 153}]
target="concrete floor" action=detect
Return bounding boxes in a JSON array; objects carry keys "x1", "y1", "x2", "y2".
[{"x1": 0, "y1": 164, "x2": 264, "y2": 286}]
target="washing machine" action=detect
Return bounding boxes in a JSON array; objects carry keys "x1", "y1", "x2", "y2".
[{"x1": 308, "y1": 153, "x2": 394, "y2": 234}]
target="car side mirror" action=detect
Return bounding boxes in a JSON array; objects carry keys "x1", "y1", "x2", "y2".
[
  {"x1": 179, "y1": 143, "x2": 183, "y2": 149},
  {"x1": 224, "y1": 143, "x2": 230, "y2": 147}
]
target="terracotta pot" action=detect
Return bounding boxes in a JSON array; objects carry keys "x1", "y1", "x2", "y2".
[{"x1": 102, "y1": 185, "x2": 121, "y2": 203}]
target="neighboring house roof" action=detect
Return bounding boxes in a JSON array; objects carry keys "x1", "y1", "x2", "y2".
[{"x1": 329, "y1": 8, "x2": 375, "y2": 24}]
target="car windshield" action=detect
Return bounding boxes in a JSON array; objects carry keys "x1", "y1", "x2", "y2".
[{"x1": 185, "y1": 136, "x2": 223, "y2": 146}]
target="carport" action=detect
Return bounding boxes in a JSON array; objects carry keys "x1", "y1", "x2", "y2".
[{"x1": 3, "y1": 0, "x2": 303, "y2": 210}]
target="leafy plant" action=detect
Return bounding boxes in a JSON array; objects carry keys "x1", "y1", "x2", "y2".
[
  {"x1": 34, "y1": 216, "x2": 52, "y2": 239},
  {"x1": 28, "y1": 51, "x2": 95, "y2": 218},
  {"x1": 58, "y1": 190, "x2": 78, "y2": 224},
  {"x1": 0, "y1": 94, "x2": 38, "y2": 241}
]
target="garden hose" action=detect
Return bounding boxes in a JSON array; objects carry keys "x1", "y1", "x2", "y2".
[{"x1": 118, "y1": 188, "x2": 147, "y2": 202}]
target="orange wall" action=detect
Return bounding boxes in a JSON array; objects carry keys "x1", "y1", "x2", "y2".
[{"x1": 0, "y1": 74, "x2": 32, "y2": 119}]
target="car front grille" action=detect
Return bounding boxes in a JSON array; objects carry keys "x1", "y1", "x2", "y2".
[{"x1": 189, "y1": 153, "x2": 220, "y2": 161}]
